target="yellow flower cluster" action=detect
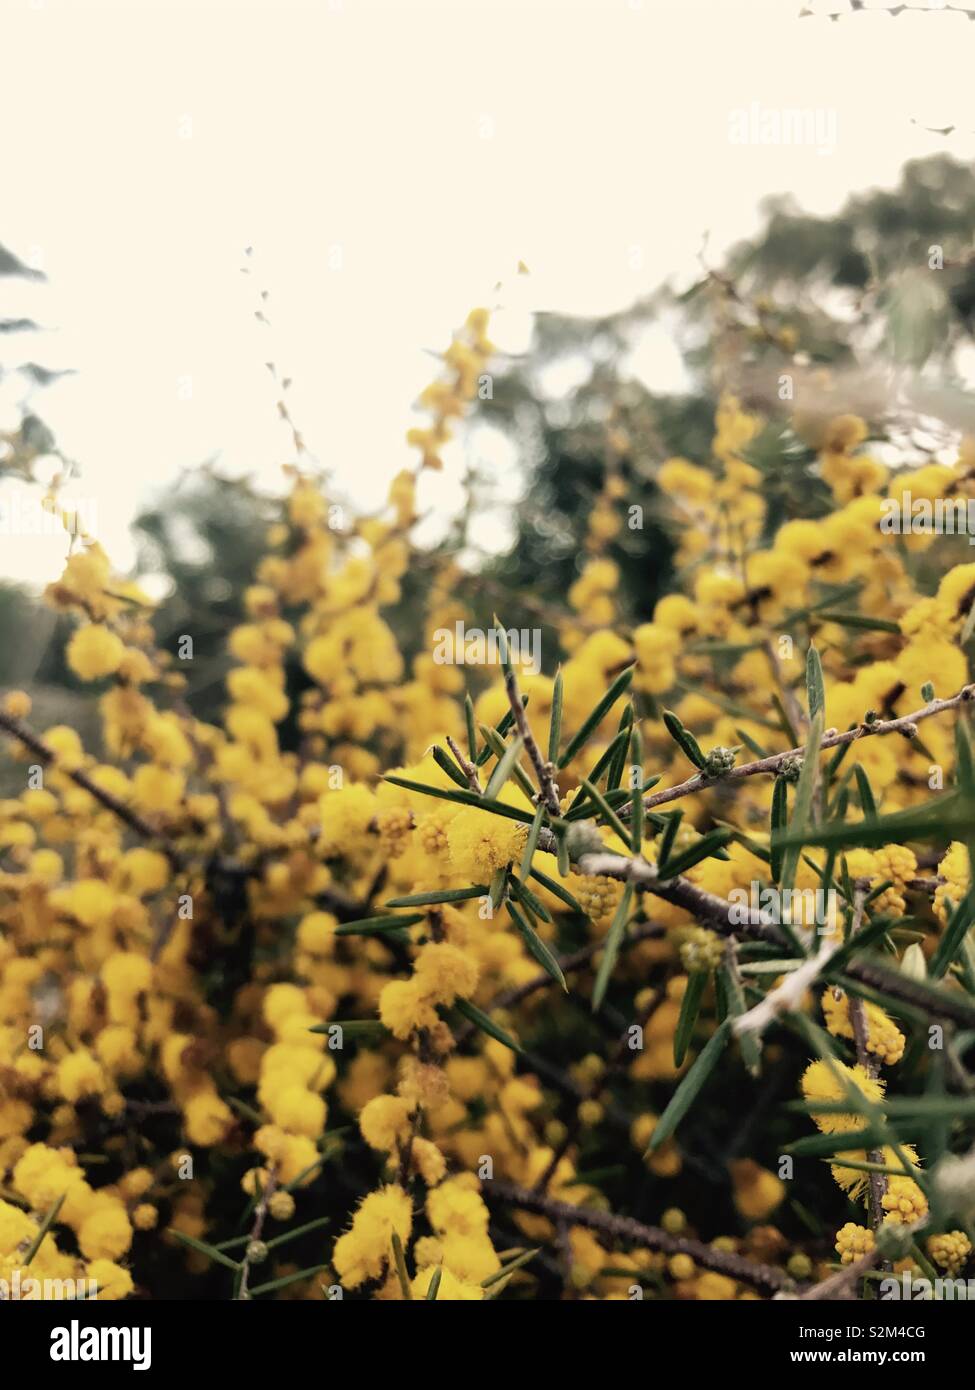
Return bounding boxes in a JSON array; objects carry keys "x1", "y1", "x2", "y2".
[
  {"x1": 820, "y1": 988, "x2": 906, "y2": 1067},
  {"x1": 926, "y1": 1230, "x2": 972, "y2": 1276},
  {"x1": 5, "y1": 304, "x2": 975, "y2": 1307}
]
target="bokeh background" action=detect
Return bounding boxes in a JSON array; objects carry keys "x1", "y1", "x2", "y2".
[{"x1": 3, "y1": 0, "x2": 975, "y2": 756}]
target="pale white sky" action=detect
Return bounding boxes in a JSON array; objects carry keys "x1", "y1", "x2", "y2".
[{"x1": 1, "y1": 0, "x2": 973, "y2": 588}]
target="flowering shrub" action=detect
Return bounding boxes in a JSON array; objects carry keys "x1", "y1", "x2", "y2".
[{"x1": 3, "y1": 296, "x2": 975, "y2": 1304}]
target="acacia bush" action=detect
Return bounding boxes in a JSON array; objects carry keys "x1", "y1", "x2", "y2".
[{"x1": 3, "y1": 272, "x2": 975, "y2": 1304}]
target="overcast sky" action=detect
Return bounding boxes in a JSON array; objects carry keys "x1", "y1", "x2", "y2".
[{"x1": 2, "y1": 0, "x2": 973, "y2": 589}]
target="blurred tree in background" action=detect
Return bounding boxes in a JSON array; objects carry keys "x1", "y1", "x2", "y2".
[
  {"x1": 473, "y1": 154, "x2": 975, "y2": 626},
  {"x1": 4, "y1": 154, "x2": 975, "y2": 710}
]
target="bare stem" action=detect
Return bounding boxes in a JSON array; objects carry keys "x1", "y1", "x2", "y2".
[
  {"x1": 237, "y1": 1166, "x2": 278, "y2": 1301},
  {"x1": 0, "y1": 709, "x2": 177, "y2": 859},
  {"x1": 504, "y1": 667, "x2": 561, "y2": 814},
  {"x1": 844, "y1": 887, "x2": 889, "y2": 1237},
  {"x1": 486, "y1": 1180, "x2": 791, "y2": 1293},
  {"x1": 446, "y1": 735, "x2": 482, "y2": 794},
  {"x1": 615, "y1": 683, "x2": 975, "y2": 819}
]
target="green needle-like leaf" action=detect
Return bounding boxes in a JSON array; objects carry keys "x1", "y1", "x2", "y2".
[
  {"x1": 23, "y1": 1193, "x2": 66, "y2": 1266},
  {"x1": 465, "y1": 693, "x2": 478, "y2": 760},
  {"x1": 392, "y1": 1232, "x2": 413, "y2": 1300},
  {"x1": 383, "y1": 775, "x2": 534, "y2": 824},
  {"x1": 774, "y1": 790, "x2": 973, "y2": 854},
  {"x1": 247, "y1": 1264, "x2": 331, "y2": 1297},
  {"x1": 927, "y1": 888, "x2": 975, "y2": 980},
  {"x1": 558, "y1": 665, "x2": 634, "y2": 768},
  {"x1": 529, "y1": 866, "x2": 584, "y2": 914},
  {"x1": 806, "y1": 643, "x2": 825, "y2": 721},
  {"x1": 673, "y1": 969, "x2": 707, "y2": 1067},
  {"x1": 508, "y1": 872, "x2": 553, "y2": 923},
  {"x1": 484, "y1": 734, "x2": 525, "y2": 801},
  {"x1": 168, "y1": 1229, "x2": 242, "y2": 1271},
  {"x1": 453, "y1": 999, "x2": 523, "y2": 1054},
  {"x1": 548, "y1": 668, "x2": 563, "y2": 763},
  {"x1": 777, "y1": 708, "x2": 824, "y2": 919},
  {"x1": 335, "y1": 912, "x2": 424, "y2": 937},
  {"x1": 646, "y1": 1019, "x2": 732, "y2": 1152},
  {"x1": 657, "y1": 827, "x2": 732, "y2": 880},
  {"x1": 507, "y1": 901, "x2": 567, "y2": 991},
  {"x1": 431, "y1": 744, "x2": 473, "y2": 789},
  {"x1": 853, "y1": 763, "x2": 877, "y2": 820},
  {"x1": 579, "y1": 777, "x2": 631, "y2": 845},
  {"x1": 770, "y1": 776, "x2": 788, "y2": 885},
  {"x1": 386, "y1": 886, "x2": 488, "y2": 907},
  {"x1": 629, "y1": 724, "x2": 644, "y2": 852},
  {"x1": 661, "y1": 708, "x2": 707, "y2": 770},
  {"x1": 591, "y1": 882, "x2": 635, "y2": 1012},
  {"x1": 519, "y1": 804, "x2": 546, "y2": 883}
]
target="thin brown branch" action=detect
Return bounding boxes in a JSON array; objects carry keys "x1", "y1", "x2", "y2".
[
  {"x1": 446, "y1": 735, "x2": 482, "y2": 794},
  {"x1": 237, "y1": 1165, "x2": 278, "y2": 1301},
  {"x1": 504, "y1": 664, "x2": 561, "y2": 814},
  {"x1": 0, "y1": 709, "x2": 177, "y2": 859},
  {"x1": 799, "y1": 1246, "x2": 883, "y2": 1303},
  {"x1": 844, "y1": 887, "x2": 889, "y2": 1236},
  {"x1": 615, "y1": 684, "x2": 975, "y2": 819},
  {"x1": 486, "y1": 1180, "x2": 792, "y2": 1293}
]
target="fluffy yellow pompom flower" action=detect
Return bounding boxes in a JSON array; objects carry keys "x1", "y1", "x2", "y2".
[
  {"x1": 411, "y1": 1138, "x2": 448, "y2": 1188},
  {"x1": 183, "y1": 1089, "x2": 234, "y2": 1146},
  {"x1": 131, "y1": 764, "x2": 184, "y2": 814},
  {"x1": 55, "y1": 878, "x2": 117, "y2": 929},
  {"x1": 360, "y1": 1094, "x2": 414, "y2": 1152},
  {"x1": 86, "y1": 1258, "x2": 135, "y2": 1300},
  {"x1": 121, "y1": 847, "x2": 170, "y2": 896},
  {"x1": 98, "y1": 1023, "x2": 143, "y2": 1064},
  {"x1": 58, "y1": 1049, "x2": 108, "y2": 1103},
  {"x1": 12, "y1": 1144, "x2": 87, "y2": 1210},
  {"x1": 297, "y1": 911, "x2": 339, "y2": 955},
  {"x1": 446, "y1": 806, "x2": 525, "y2": 881},
  {"x1": 332, "y1": 1184, "x2": 412, "y2": 1288},
  {"x1": 102, "y1": 952, "x2": 153, "y2": 997},
  {"x1": 133, "y1": 1203, "x2": 158, "y2": 1231},
  {"x1": 378, "y1": 979, "x2": 440, "y2": 1040},
  {"x1": 427, "y1": 1177, "x2": 491, "y2": 1240},
  {"x1": 800, "y1": 1059, "x2": 884, "y2": 1134},
  {"x1": 78, "y1": 1204, "x2": 133, "y2": 1261},
  {"x1": 0, "y1": 1197, "x2": 37, "y2": 1253},
  {"x1": 66, "y1": 624, "x2": 125, "y2": 681},
  {"x1": 317, "y1": 785, "x2": 377, "y2": 856},
  {"x1": 412, "y1": 942, "x2": 478, "y2": 1007},
  {"x1": 935, "y1": 841, "x2": 970, "y2": 926},
  {"x1": 830, "y1": 1143, "x2": 920, "y2": 1203},
  {"x1": 3, "y1": 688, "x2": 32, "y2": 718},
  {"x1": 730, "y1": 1160, "x2": 785, "y2": 1221},
  {"x1": 265, "y1": 1085, "x2": 326, "y2": 1138},
  {"x1": 820, "y1": 987, "x2": 905, "y2": 1066}
]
